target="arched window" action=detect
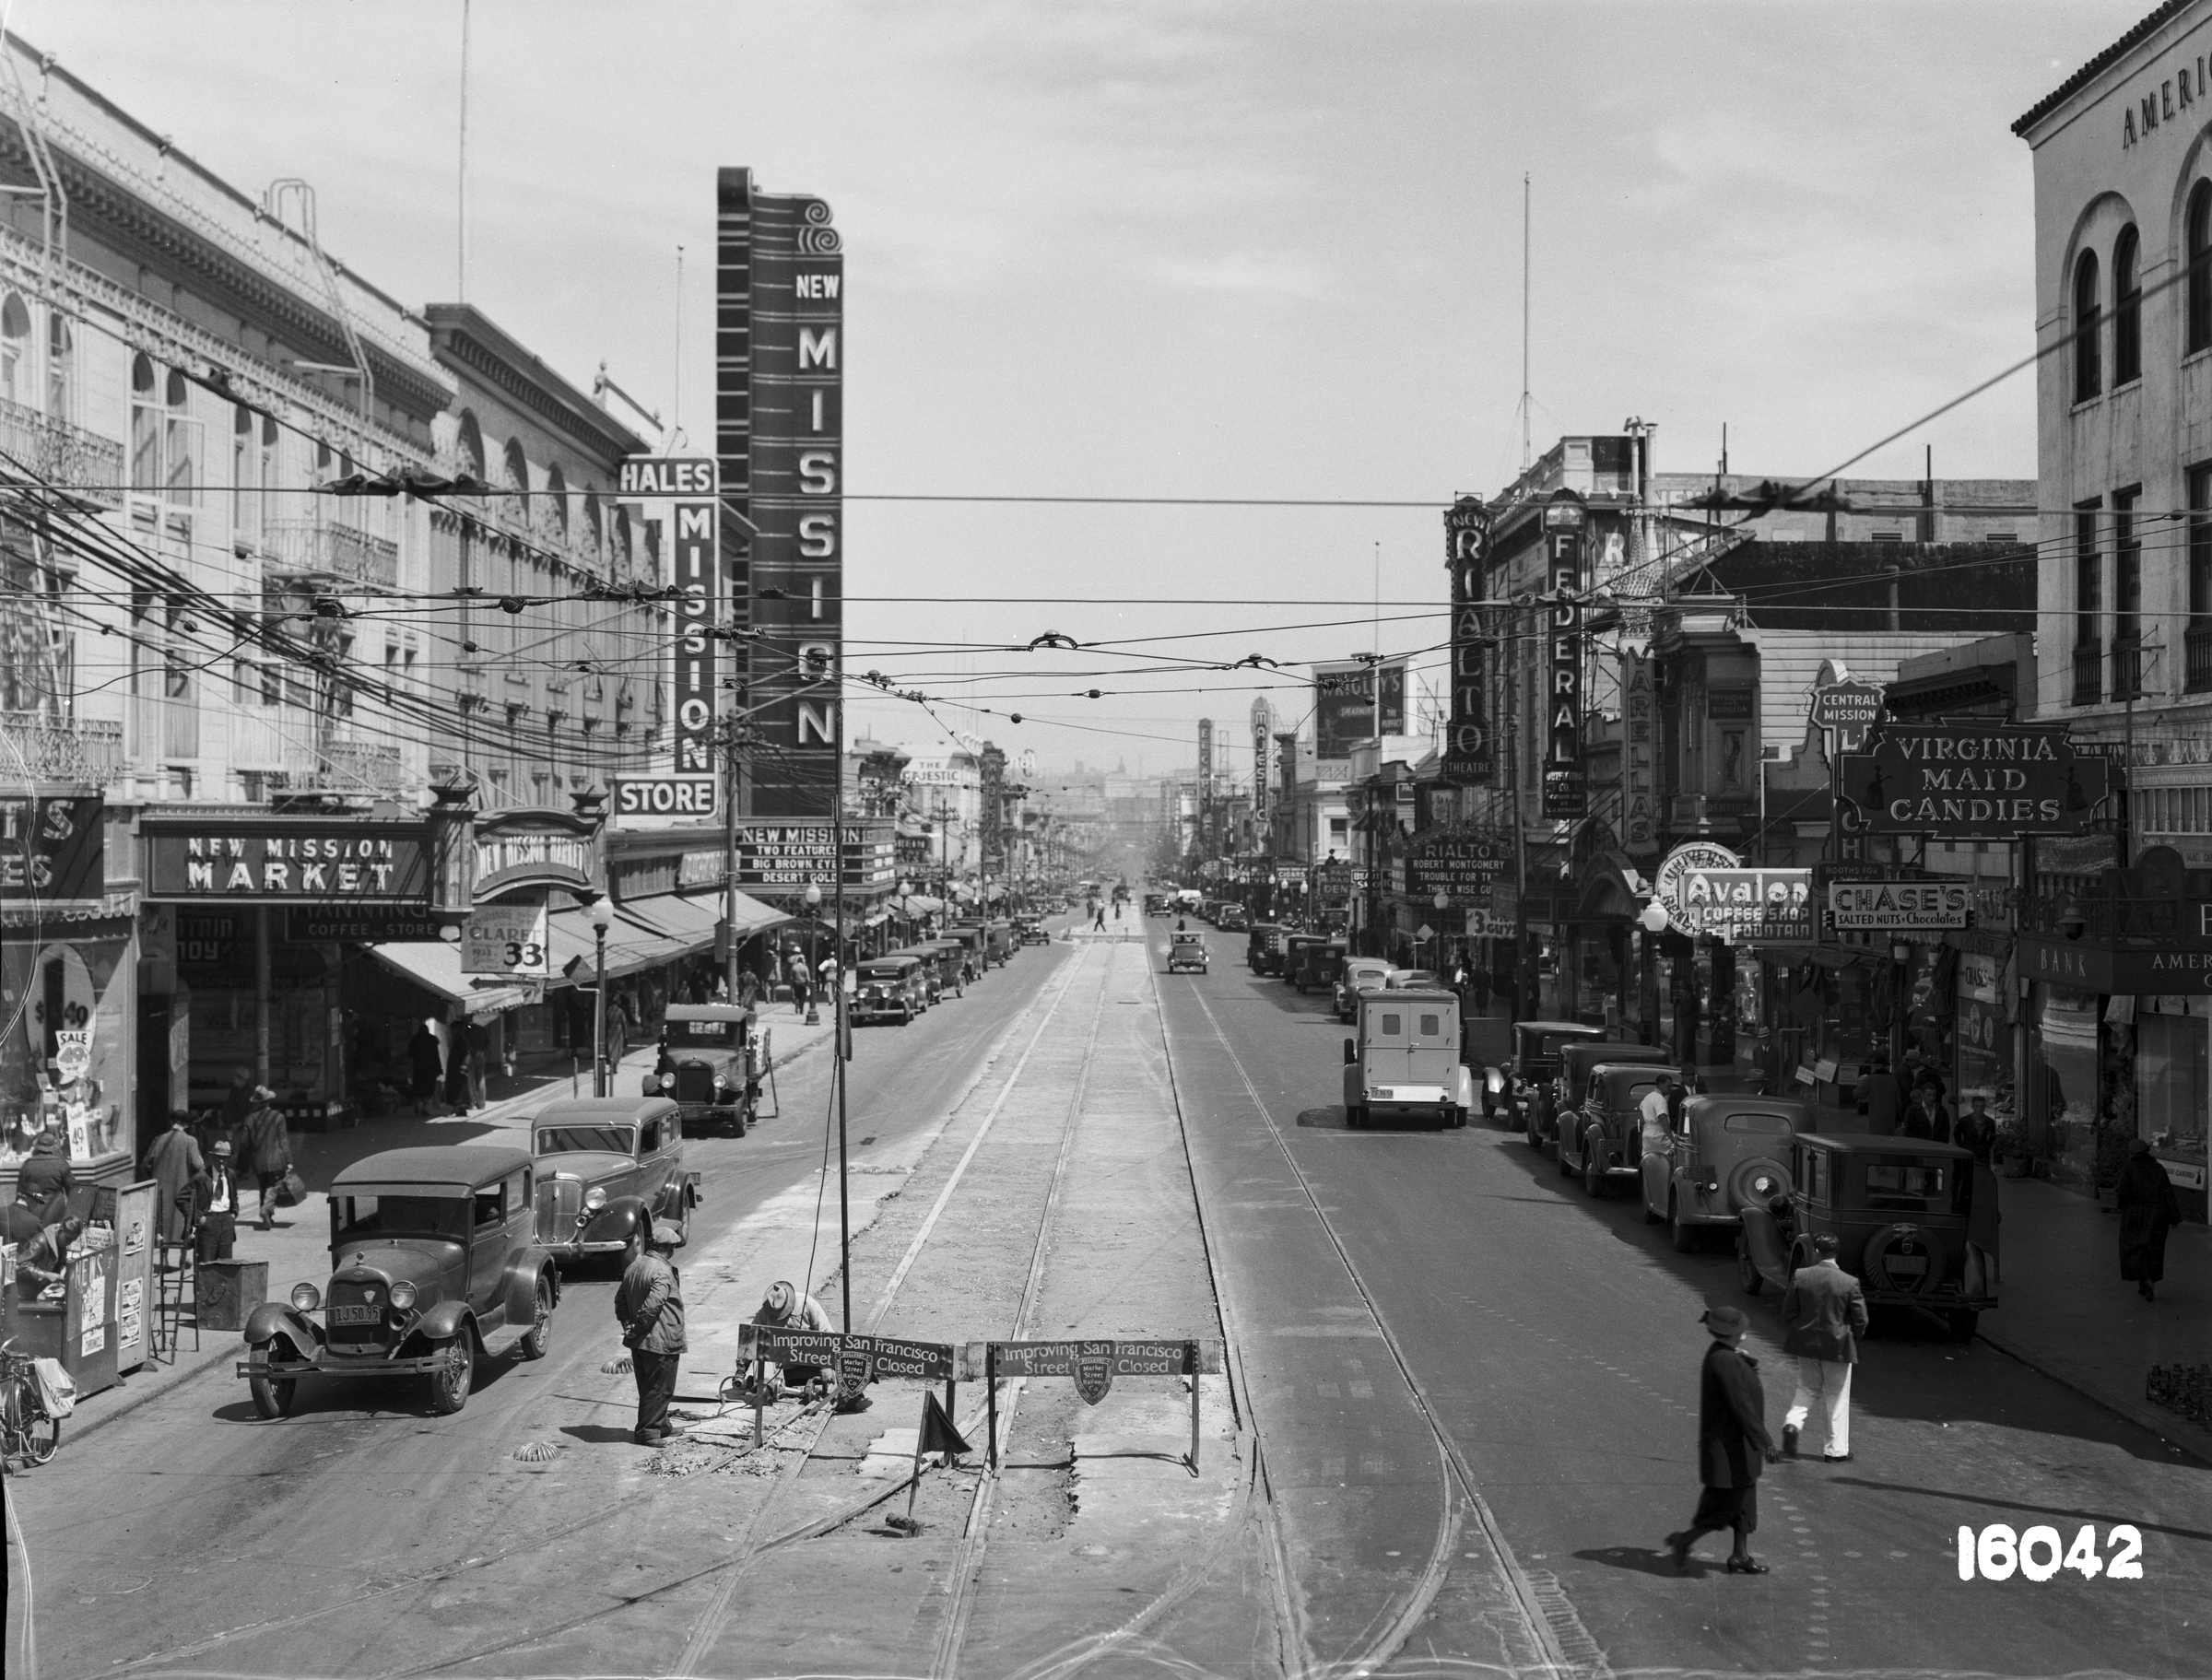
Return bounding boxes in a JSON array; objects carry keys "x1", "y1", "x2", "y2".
[
  {"x1": 455, "y1": 409, "x2": 485, "y2": 480},
  {"x1": 2189, "y1": 182, "x2": 2212, "y2": 355},
  {"x1": 130, "y1": 354, "x2": 160, "y2": 491},
  {"x1": 501, "y1": 438, "x2": 529, "y2": 531},
  {"x1": 2075, "y1": 248, "x2": 2102, "y2": 402},
  {"x1": 45, "y1": 313, "x2": 72, "y2": 420},
  {"x1": 2113, "y1": 225, "x2": 2142, "y2": 385},
  {"x1": 544, "y1": 463, "x2": 569, "y2": 541},
  {"x1": 0, "y1": 294, "x2": 29, "y2": 406},
  {"x1": 583, "y1": 489, "x2": 604, "y2": 565}
]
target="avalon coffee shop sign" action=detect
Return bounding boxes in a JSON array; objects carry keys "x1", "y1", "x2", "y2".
[
  {"x1": 1839, "y1": 723, "x2": 2112, "y2": 838},
  {"x1": 1652, "y1": 841, "x2": 1812, "y2": 945},
  {"x1": 146, "y1": 816, "x2": 429, "y2": 904}
]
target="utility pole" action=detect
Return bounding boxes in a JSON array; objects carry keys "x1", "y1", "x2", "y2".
[{"x1": 1521, "y1": 171, "x2": 1532, "y2": 472}]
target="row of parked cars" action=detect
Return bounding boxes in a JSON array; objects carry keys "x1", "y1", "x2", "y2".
[
  {"x1": 1480, "y1": 1022, "x2": 1995, "y2": 1341},
  {"x1": 852, "y1": 915, "x2": 1043, "y2": 1026}
]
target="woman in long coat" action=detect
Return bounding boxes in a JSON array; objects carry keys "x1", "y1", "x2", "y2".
[
  {"x1": 142, "y1": 1111, "x2": 206, "y2": 1242},
  {"x1": 2117, "y1": 1140, "x2": 2183, "y2": 1301}
]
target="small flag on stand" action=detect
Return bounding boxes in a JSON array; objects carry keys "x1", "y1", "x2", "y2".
[{"x1": 889, "y1": 1391, "x2": 973, "y2": 1535}]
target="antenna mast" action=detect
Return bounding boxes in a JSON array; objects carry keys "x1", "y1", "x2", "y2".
[
  {"x1": 1521, "y1": 171, "x2": 1531, "y2": 471},
  {"x1": 457, "y1": 0, "x2": 471, "y2": 301}
]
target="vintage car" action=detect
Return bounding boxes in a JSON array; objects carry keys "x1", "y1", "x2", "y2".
[
  {"x1": 1558, "y1": 1062, "x2": 1669, "y2": 1193},
  {"x1": 941, "y1": 926, "x2": 989, "y2": 982},
  {"x1": 1384, "y1": 969, "x2": 1441, "y2": 990},
  {"x1": 1144, "y1": 893, "x2": 1169, "y2": 916},
  {"x1": 1335, "y1": 957, "x2": 1396, "y2": 1022},
  {"x1": 985, "y1": 918, "x2": 1016, "y2": 963},
  {"x1": 1217, "y1": 903, "x2": 1250, "y2": 933},
  {"x1": 1533, "y1": 1040, "x2": 1670, "y2": 1148},
  {"x1": 1342, "y1": 989, "x2": 1475, "y2": 1128},
  {"x1": 1014, "y1": 915, "x2": 1050, "y2": 946},
  {"x1": 888, "y1": 945, "x2": 948, "y2": 1003},
  {"x1": 1480, "y1": 1019, "x2": 1606, "y2": 1129},
  {"x1": 645, "y1": 1004, "x2": 759, "y2": 1135},
  {"x1": 1282, "y1": 933, "x2": 1333, "y2": 993},
  {"x1": 1248, "y1": 922, "x2": 1287, "y2": 973},
  {"x1": 529, "y1": 1097, "x2": 701, "y2": 1263},
  {"x1": 237, "y1": 1145, "x2": 561, "y2": 1419},
  {"x1": 1738, "y1": 1133, "x2": 1994, "y2": 1340},
  {"x1": 1167, "y1": 930, "x2": 1209, "y2": 973},
  {"x1": 1640, "y1": 1094, "x2": 1808, "y2": 1252},
  {"x1": 853, "y1": 955, "x2": 927, "y2": 1023}
]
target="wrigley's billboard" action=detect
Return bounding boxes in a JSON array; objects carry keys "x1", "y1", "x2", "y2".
[{"x1": 1838, "y1": 723, "x2": 2112, "y2": 838}]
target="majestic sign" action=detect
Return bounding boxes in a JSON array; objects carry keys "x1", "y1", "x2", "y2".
[
  {"x1": 146, "y1": 820, "x2": 428, "y2": 904},
  {"x1": 1442, "y1": 495, "x2": 1492, "y2": 784},
  {"x1": 1838, "y1": 723, "x2": 2112, "y2": 838},
  {"x1": 1620, "y1": 651, "x2": 1657, "y2": 856},
  {"x1": 1313, "y1": 662, "x2": 1377, "y2": 758},
  {"x1": 1809, "y1": 677, "x2": 1885, "y2": 754},
  {"x1": 719, "y1": 166, "x2": 843, "y2": 817},
  {"x1": 1542, "y1": 496, "x2": 1587, "y2": 818},
  {"x1": 1196, "y1": 719, "x2": 1214, "y2": 850},
  {"x1": 463, "y1": 893, "x2": 549, "y2": 978},
  {"x1": 0, "y1": 793, "x2": 103, "y2": 901},
  {"x1": 472, "y1": 808, "x2": 602, "y2": 899},
  {"x1": 613, "y1": 776, "x2": 718, "y2": 819},
  {"x1": 1250, "y1": 699, "x2": 1274, "y2": 835},
  {"x1": 1826, "y1": 878, "x2": 1973, "y2": 932},
  {"x1": 979, "y1": 745, "x2": 1006, "y2": 874},
  {"x1": 1652, "y1": 841, "x2": 1811, "y2": 944}
]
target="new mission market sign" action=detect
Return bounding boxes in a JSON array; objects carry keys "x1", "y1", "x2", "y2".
[{"x1": 1838, "y1": 723, "x2": 2112, "y2": 838}]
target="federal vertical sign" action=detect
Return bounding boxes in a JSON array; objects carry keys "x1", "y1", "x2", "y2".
[
  {"x1": 1541, "y1": 491, "x2": 1587, "y2": 818},
  {"x1": 1442, "y1": 496, "x2": 1491, "y2": 784},
  {"x1": 719, "y1": 166, "x2": 843, "y2": 817},
  {"x1": 619, "y1": 456, "x2": 721, "y2": 815}
]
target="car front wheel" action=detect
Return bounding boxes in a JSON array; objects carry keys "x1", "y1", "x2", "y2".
[
  {"x1": 427, "y1": 1329, "x2": 476, "y2": 1416},
  {"x1": 248, "y1": 1343, "x2": 296, "y2": 1420},
  {"x1": 1582, "y1": 1140, "x2": 1606, "y2": 1197},
  {"x1": 519, "y1": 1275, "x2": 554, "y2": 1360}
]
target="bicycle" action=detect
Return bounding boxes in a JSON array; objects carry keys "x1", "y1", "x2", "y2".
[{"x1": 0, "y1": 1336, "x2": 62, "y2": 1469}]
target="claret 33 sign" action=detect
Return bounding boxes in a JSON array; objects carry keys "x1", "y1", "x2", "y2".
[{"x1": 1838, "y1": 721, "x2": 2112, "y2": 837}]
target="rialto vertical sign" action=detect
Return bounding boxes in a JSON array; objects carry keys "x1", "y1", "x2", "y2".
[
  {"x1": 618, "y1": 456, "x2": 721, "y2": 806},
  {"x1": 1442, "y1": 495, "x2": 1491, "y2": 784},
  {"x1": 720, "y1": 165, "x2": 843, "y2": 817},
  {"x1": 1541, "y1": 491, "x2": 1587, "y2": 818}
]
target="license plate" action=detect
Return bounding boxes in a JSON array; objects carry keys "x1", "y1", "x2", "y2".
[
  {"x1": 330, "y1": 1303, "x2": 380, "y2": 1324},
  {"x1": 1886, "y1": 1255, "x2": 1928, "y2": 1276}
]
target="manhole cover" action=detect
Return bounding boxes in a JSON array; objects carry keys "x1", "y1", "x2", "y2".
[{"x1": 513, "y1": 1440, "x2": 559, "y2": 1463}]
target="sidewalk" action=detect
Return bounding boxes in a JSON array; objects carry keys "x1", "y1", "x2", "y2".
[
  {"x1": 1978, "y1": 1172, "x2": 2212, "y2": 1462},
  {"x1": 63, "y1": 1007, "x2": 841, "y2": 1443}
]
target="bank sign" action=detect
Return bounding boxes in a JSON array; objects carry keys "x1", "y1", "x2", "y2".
[
  {"x1": 147, "y1": 823, "x2": 427, "y2": 903},
  {"x1": 1839, "y1": 723, "x2": 2112, "y2": 838}
]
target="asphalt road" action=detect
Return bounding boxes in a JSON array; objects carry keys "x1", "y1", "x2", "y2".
[
  {"x1": 6, "y1": 937, "x2": 1076, "y2": 1680},
  {"x1": 1151, "y1": 918, "x2": 2212, "y2": 1678}
]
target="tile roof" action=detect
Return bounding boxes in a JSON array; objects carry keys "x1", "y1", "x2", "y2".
[{"x1": 2013, "y1": 0, "x2": 2193, "y2": 136}]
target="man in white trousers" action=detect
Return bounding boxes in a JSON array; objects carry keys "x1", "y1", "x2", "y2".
[{"x1": 1779, "y1": 1232, "x2": 1869, "y2": 1463}]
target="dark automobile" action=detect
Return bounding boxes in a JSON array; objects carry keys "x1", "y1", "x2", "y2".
[
  {"x1": 888, "y1": 945, "x2": 948, "y2": 1003},
  {"x1": 1217, "y1": 903, "x2": 1250, "y2": 933},
  {"x1": 1640, "y1": 1095, "x2": 1809, "y2": 1252},
  {"x1": 1247, "y1": 922, "x2": 1286, "y2": 974},
  {"x1": 922, "y1": 936, "x2": 976, "y2": 992},
  {"x1": 1144, "y1": 893, "x2": 1169, "y2": 916},
  {"x1": 1167, "y1": 930, "x2": 1209, "y2": 973},
  {"x1": 1281, "y1": 934, "x2": 1329, "y2": 992},
  {"x1": 645, "y1": 1003, "x2": 759, "y2": 1135},
  {"x1": 238, "y1": 1145, "x2": 560, "y2": 1419},
  {"x1": 1529, "y1": 1039, "x2": 1670, "y2": 1146},
  {"x1": 941, "y1": 926, "x2": 988, "y2": 982},
  {"x1": 854, "y1": 955, "x2": 926, "y2": 1023},
  {"x1": 530, "y1": 1097, "x2": 701, "y2": 1263},
  {"x1": 1335, "y1": 957, "x2": 1395, "y2": 1022},
  {"x1": 1738, "y1": 1133, "x2": 1994, "y2": 1340},
  {"x1": 1480, "y1": 1019, "x2": 1606, "y2": 1129},
  {"x1": 985, "y1": 918, "x2": 1015, "y2": 963},
  {"x1": 1291, "y1": 935, "x2": 1346, "y2": 994},
  {"x1": 1014, "y1": 915, "x2": 1050, "y2": 946},
  {"x1": 1558, "y1": 1062, "x2": 1668, "y2": 1196}
]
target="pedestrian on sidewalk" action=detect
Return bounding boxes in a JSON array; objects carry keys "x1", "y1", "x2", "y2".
[
  {"x1": 1092, "y1": 902, "x2": 1107, "y2": 932},
  {"x1": 465, "y1": 1020, "x2": 492, "y2": 1110},
  {"x1": 192, "y1": 1141, "x2": 240, "y2": 1263},
  {"x1": 616, "y1": 1217, "x2": 688, "y2": 1446},
  {"x1": 2117, "y1": 1139, "x2": 2183, "y2": 1302},
  {"x1": 14, "y1": 1128, "x2": 76, "y2": 1227},
  {"x1": 1856, "y1": 1059, "x2": 1901, "y2": 1135},
  {"x1": 241, "y1": 1087, "x2": 292, "y2": 1230},
  {"x1": 1666, "y1": 1305, "x2": 1777, "y2": 1575},
  {"x1": 141, "y1": 1111, "x2": 204, "y2": 1242},
  {"x1": 1641, "y1": 1073, "x2": 1678, "y2": 1157},
  {"x1": 407, "y1": 1020, "x2": 445, "y2": 1117},
  {"x1": 1955, "y1": 1096, "x2": 1998, "y2": 1166},
  {"x1": 1779, "y1": 1232, "x2": 1867, "y2": 1463}
]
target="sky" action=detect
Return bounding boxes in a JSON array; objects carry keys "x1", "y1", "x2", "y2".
[{"x1": 18, "y1": 0, "x2": 2137, "y2": 787}]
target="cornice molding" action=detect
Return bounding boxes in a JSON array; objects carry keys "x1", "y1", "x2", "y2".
[{"x1": 426, "y1": 306, "x2": 642, "y2": 464}]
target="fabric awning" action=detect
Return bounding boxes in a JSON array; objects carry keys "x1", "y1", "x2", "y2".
[
  {"x1": 547, "y1": 907, "x2": 687, "y2": 982},
  {"x1": 620, "y1": 890, "x2": 792, "y2": 948},
  {"x1": 368, "y1": 941, "x2": 535, "y2": 1017},
  {"x1": 899, "y1": 894, "x2": 945, "y2": 916}
]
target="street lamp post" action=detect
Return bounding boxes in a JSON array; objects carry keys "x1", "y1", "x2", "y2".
[
  {"x1": 588, "y1": 894, "x2": 615, "y2": 1097},
  {"x1": 803, "y1": 882, "x2": 823, "y2": 1027}
]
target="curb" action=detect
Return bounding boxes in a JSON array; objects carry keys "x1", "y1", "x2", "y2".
[{"x1": 1975, "y1": 1327, "x2": 2212, "y2": 1467}]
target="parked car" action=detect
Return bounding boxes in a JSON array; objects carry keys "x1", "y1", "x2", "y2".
[
  {"x1": 1335, "y1": 957, "x2": 1396, "y2": 1022},
  {"x1": 1217, "y1": 903, "x2": 1249, "y2": 932},
  {"x1": 1480, "y1": 1019, "x2": 1606, "y2": 1129},
  {"x1": 1282, "y1": 934, "x2": 1333, "y2": 993},
  {"x1": 1558, "y1": 1062, "x2": 1667, "y2": 1195},
  {"x1": 1640, "y1": 1095, "x2": 1809, "y2": 1252},
  {"x1": 1248, "y1": 922, "x2": 1286, "y2": 972},
  {"x1": 942, "y1": 926, "x2": 988, "y2": 982},
  {"x1": 854, "y1": 955, "x2": 928, "y2": 1023},
  {"x1": 1014, "y1": 915, "x2": 1050, "y2": 946},
  {"x1": 1384, "y1": 969, "x2": 1441, "y2": 989},
  {"x1": 984, "y1": 918, "x2": 1015, "y2": 963},
  {"x1": 1738, "y1": 1133, "x2": 1993, "y2": 1341},
  {"x1": 646, "y1": 1004, "x2": 759, "y2": 1135},
  {"x1": 917, "y1": 939, "x2": 971, "y2": 995},
  {"x1": 237, "y1": 1145, "x2": 561, "y2": 1419},
  {"x1": 1533, "y1": 1040, "x2": 1671, "y2": 1147},
  {"x1": 529, "y1": 1097, "x2": 700, "y2": 1263},
  {"x1": 1167, "y1": 930, "x2": 1209, "y2": 973},
  {"x1": 1341, "y1": 988, "x2": 1475, "y2": 1129}
]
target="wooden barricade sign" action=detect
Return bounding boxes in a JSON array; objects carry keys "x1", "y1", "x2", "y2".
[
  {"x1": 973, "y1": 1338, "x2": 1224, "y2": 1470},
  {"x1": 736, "y1": 1326, "x2": 961, "y2": 1445}
]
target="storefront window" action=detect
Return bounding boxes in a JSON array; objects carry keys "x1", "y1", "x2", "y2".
[
  {"x1": 2136, "y1": 1006, "x2": 2207, "y2": 1168},
  {"x1": 2038, "y1": 992, "x2": 2103, "y2": 1190},
  {"x1": 1955, "y1": 953, "x2": 2003, "y2": 1116},
  {"x1": 2, "y1": 927, "x2": 135, "y2": 1171}
]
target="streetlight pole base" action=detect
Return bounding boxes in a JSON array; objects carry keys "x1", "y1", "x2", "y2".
[{"x1": 805, "y1": 1005, "x2": 820, "y2": 1027}]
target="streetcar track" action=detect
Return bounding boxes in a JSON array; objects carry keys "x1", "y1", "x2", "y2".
[{"x1": 1172, "y1": 973, "x2": 1597, "y2": 1680}]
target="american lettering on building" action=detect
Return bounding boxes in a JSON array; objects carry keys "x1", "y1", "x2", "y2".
[
  {"x1": 146, "y1": 820, "x2": 429, "y2": 904},
  {"x1": 1838, "y1": 723, "x2": 2112, "y2": 838},
  {"x1": 2118, "y1": 49, "x2": 2210, "y2": 147},
  {"x1": 1442, "y1": 496, "x2": 1493, "y2": 784}
]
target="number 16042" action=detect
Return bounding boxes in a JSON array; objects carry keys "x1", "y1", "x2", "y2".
[{"x1": 1958, "y1": 1524, "x2": 2143, "y2": 1580}]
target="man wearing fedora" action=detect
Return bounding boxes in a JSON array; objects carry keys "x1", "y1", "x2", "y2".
[
  {"x1": 239, "y1": 1086, "x2": 292, "y2": 1231},
  {"x1": 1667, "y1": 1305, "x2": 1779, "y2": 1574}
]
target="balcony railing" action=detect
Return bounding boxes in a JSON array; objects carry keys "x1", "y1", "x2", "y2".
[
  {"x1": 262, "y1": 519, "x2": 400, "y2": 593},
  {"x1": 0, "y1": 396, "x2": 125, "y2": 510},
  {"x1": 2187, "y1": 623, "x2": 2212, "y2": 693},
  {"x1": 2112, "y1": 635, "x2": 2144, "y2": 701},
  {"x1": 0, "y1": 711, "x2": 124, "y2": 783},
  {"x1": 2072, "y1": 641, "x2": 2102, "y2": 706}
]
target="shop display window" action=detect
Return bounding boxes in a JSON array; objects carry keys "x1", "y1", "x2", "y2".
[
  {"x1": 2136, "y1": 1008, "x2": 2207, "y2": 1168},
  {"x1": 2, "y1": 928, "x2": 135, "y2": 1173}
]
